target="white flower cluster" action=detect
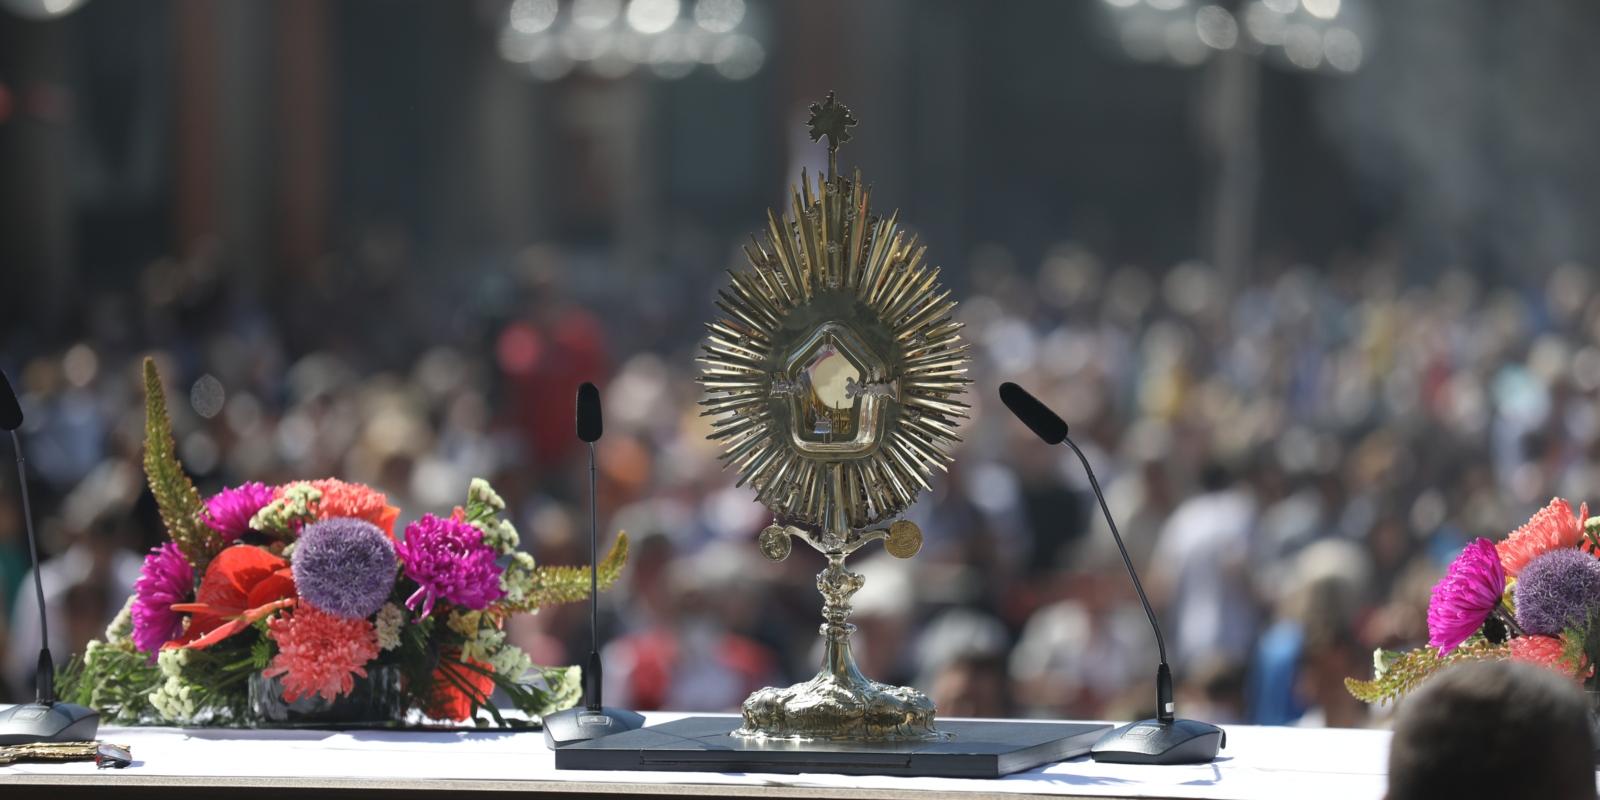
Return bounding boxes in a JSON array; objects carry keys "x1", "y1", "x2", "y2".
[
  {"x1": 498, "y1": 552, "x2": 538, "y2": 607},
  {"x1": 480, "y1": 519, "x2": 520, "y2": 555},
  {"x1": 468, "y1": 478, "x2": 505, "y2": 511},
  {"x1": 104, "y1": 597, "x2": 136, "y2": 643},
  {"x1": 487, "y1": 643, "x2": 533, "y2": 681},
  {"x1": 374, "y1": 603, "x2": 405, "y2": 651},
  {"x1": 464, "y1": 478, "x2": 520, "y2": 555},
  {"x1": 544, "y1": 665, "x2": 583, "y2": 709},
  {"x1": 250, "y1": 482, "x2": 322, "y2": 534},
  {"x1": 148, "y1": 649, "x2": 199, "y2": 723},
  {"x1": 448, "y1": 609, "x2": 533, "y2": 681}
]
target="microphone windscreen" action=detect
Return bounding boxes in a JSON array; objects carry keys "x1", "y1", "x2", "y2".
[
  {"x1": 576, "y1": 382, "x2": 603, "y2": 443},
  {"x1": 0, "y1": 369, "x2": 21, "y2": 432},
  {"x1": 998, "y1": 382, "x2": 1068, "y2": 445}
]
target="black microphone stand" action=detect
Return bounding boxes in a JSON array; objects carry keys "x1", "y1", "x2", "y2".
[
  {"x1": 0, "y1": 429, "x2": 100, "y2": 744},
  {"x1": 544, "y1": 390, "x2": 644, "y2": 748},
  {"x1": 1063, "y1": 434, "x2": 1225, "y2": 764}
]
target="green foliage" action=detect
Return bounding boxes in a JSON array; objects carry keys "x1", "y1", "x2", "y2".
[
  {"x1": 58, "y1": 641, "x2": 163, "y2": 725},
  {"x1": 1345, "y1": 638, "x2": 1509, "y2": 705},
  {"x1": 162, "y1": 635, "x2": 262, "y2": 723},
  {"x1": 502, "y1": 532, "x2": 629, "y2": 613},
  {"x1": 143, "y1": 358, "x2": 221, "y2": 569},
  {"x1": 249, "y1": 628, "x2": 273, "y2": 671},
  {"x1": 386, "y1": 612, "x2": 439, "y2": 715},
  {"x1": 1569, "y1": 609, "x2": 1600, "y2": 692}
]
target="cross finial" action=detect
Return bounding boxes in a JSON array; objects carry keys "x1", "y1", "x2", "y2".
[{"x1": 807, "y1": 91, "x2": 857, "y2": 178}]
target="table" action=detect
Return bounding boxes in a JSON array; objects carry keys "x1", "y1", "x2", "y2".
[{"x1": 0, "y1": 712, "x2": 1392, "y2": 800}]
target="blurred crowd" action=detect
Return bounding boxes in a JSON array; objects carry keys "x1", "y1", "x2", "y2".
[{"x1": 3, "y1": 242, "x2": 1599, "y2": 731}]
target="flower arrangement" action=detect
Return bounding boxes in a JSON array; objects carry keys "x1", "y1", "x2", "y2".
[
  {"x1": 60, "y1": 359, "x2": 627, "y2": 727},
  {"x1": 1347, "y1": 497, "x2": 1600, "y2": 705}
]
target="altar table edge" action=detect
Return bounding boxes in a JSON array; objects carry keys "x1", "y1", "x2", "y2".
[{"x1": 0, "y1": 772, "x2": 1134, "y2": 800}]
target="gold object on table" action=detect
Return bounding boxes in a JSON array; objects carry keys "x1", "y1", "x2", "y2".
[
  {"x1": 698, "y1": 92, "x2": 970, "y2": 742},
  {"x1": 0, "y1": 741, "x2": 131, "y2": 768}
]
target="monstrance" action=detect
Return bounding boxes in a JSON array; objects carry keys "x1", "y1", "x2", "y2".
[{"x1": 698, "y1": 93, "x2": 971, "y2": 742}]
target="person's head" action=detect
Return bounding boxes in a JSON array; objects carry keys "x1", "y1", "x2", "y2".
[
  {"x1": 929, "y1": 653, "x2": 1013, "y2": 719},
  {"x1": 1387, "y1": 661, "x2": 1596, "y2": 800},
  {"x1": 1198, "y1": 460, "x2": 1232, "y2": 493}
]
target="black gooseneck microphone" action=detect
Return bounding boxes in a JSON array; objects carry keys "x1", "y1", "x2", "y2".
[
  {"x1": 0, "y1": 369, "x2": 100, "y2": 744},
  {"x1": 544, "y1": 382, "x2": 644, "y2": 748},
  {"x1": 998, "y1": 382, "x2": 1222, "y2": 765},
  {"x1": 577, "y1": 381, "x2": 604, "y2": 711}
]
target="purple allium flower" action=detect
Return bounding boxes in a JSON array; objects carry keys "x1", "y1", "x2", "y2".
[
  {"x1": 1515, "y1": 548, "x2": 1600, "y2": 636},
  {"x1": 395, "y1": 513, "x2": 504, "y2": 617},
  {"x1": 1427, "y1": 538, "x2": 1506, "y2": 654},
  {"x1": 203, "y1": 482, "x2": 276, "y2": 541},
  {"x1": 292, "y1": 517, "x2": 398, "y2": 619},
  {"x1": 131, "y1": 542, "x2": 194, "y2": 660}
]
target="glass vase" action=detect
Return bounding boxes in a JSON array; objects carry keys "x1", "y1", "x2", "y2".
[{"x1": 247, "y1": 664, "x2": 405, "y2": 727}]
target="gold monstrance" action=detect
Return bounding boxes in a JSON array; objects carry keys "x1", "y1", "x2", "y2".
[{"x1": 699, "y1": 93, "x2": 971, "y2": 741}]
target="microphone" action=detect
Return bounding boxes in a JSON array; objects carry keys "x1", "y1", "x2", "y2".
[
  {"x1": 577, "y1": 382, "x2": 603, "y2": 444},
  {"x1": 544, "y1": 382, "x2": 643, "y2": 748},
  {"x1": 0, "y1": 369, "x2": 100, "y2": 744},
  {"x1": 998, "y1": 381, "x2": 1067, "y2": 445},
  {"x1": 998, "y1": 382, "x2": 1222, "y2": 765},
  {"x1": 0, "y1": 370, "x2": 21, "y2": 432}
]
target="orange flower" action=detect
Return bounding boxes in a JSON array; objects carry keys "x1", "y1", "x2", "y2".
[
  {"x1": 1496, "y1": 498, "x2": 1589, "y2": 578},
  {"x1": 426, "y1": 655, "x2": 496, "y2": 722},
  {"x1": 279, "y1": 478, "x2": 400, "y2": 536},
  {"x1": 168, "y1": 545, "x2": 297, "y2": 650}
]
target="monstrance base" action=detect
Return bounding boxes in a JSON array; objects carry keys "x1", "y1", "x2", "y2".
[
  {"x1": 733, "y1": 671, "x2": 945, "y2": 743},
  {"x1": 554, "y1": 716, "x2": 1111, "y2": 778}
]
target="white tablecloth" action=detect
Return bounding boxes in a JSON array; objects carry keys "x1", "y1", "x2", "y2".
[{"x1": 0, "y1": 712, "x2": 1391, "y2": 799}]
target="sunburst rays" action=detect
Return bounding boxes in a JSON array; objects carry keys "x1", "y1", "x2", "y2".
[{"x1": 698, "y1": 169, "x2": 970, "y2": 533}]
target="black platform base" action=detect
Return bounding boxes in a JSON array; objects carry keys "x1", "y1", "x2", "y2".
[{"x1": 553, "y1": 716, "x2": 1111, "y2": 778}]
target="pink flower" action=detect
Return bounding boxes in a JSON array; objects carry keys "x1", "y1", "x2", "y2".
[
  {"x1": 1510, "y1": 634, "x2": 1589, "y2": 682},
  {"x1": 1427, "y1": 538, "x2": 1506, "y2": 655},
  {"x1": 203, "y1": 483, "x2": 276, "y2": 542},
  {"x1": 1497, "y1": 497, "x2": 1588, "y2": 578},
  {"x1": 395, "y1": 514, "x2": 504, "y2": 617},
  {"x1": 130, "y1": 542, "x2": 194, "y2": 659},
  {"x1": 264, "y1": 605, "x2": 380, "y2": 703}
]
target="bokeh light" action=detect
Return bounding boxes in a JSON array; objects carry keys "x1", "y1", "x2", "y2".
[
  {"x1": 509, "y1": 0, "x2": 559, "y2": 34},
  {"x1": 692, "y1": 0, "x2": 743, "y2": 33}
]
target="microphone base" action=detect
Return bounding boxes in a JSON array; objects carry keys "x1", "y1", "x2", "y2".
[
  {"x1": 542, "y1": 706, "x2": 645, "y2": 749},
  {"x1": 1089, "y1": 717, "x2": 1224, "y2": 765},
  {"x1": 0, "y1": 702, "x2": 100, "y2": 745}
]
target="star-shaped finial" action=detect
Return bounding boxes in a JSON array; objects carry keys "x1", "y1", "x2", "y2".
[{"x1": 807, "y1": 92, "x2": 858, "y2": 156}]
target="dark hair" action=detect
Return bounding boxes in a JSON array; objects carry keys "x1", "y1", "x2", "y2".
[
  {"x1": 1198, "y1": 460, "x2": 1232, "y2": 492},
  {"x1": 1387, "y1": 661, "x2": 1596, "y2": 800}
]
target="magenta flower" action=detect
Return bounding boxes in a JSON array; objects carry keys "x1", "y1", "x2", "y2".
[
  {"x1": 1427, "y1": 538, "x2": 1506, "y2": 655},
  {"x1": 202, "y1": 482, "x2": 276, "y2": 541},
  {"x1": 395, "y1": 514, "x2": 504, "y2": 617},
  {"x1": 131, "y1": 542, "x2": 195, "y2": 659}
]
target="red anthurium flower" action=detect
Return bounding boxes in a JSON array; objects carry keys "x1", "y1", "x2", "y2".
[{"x1": 168, "y1": 545, "x2": 297, "y2": 650}]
